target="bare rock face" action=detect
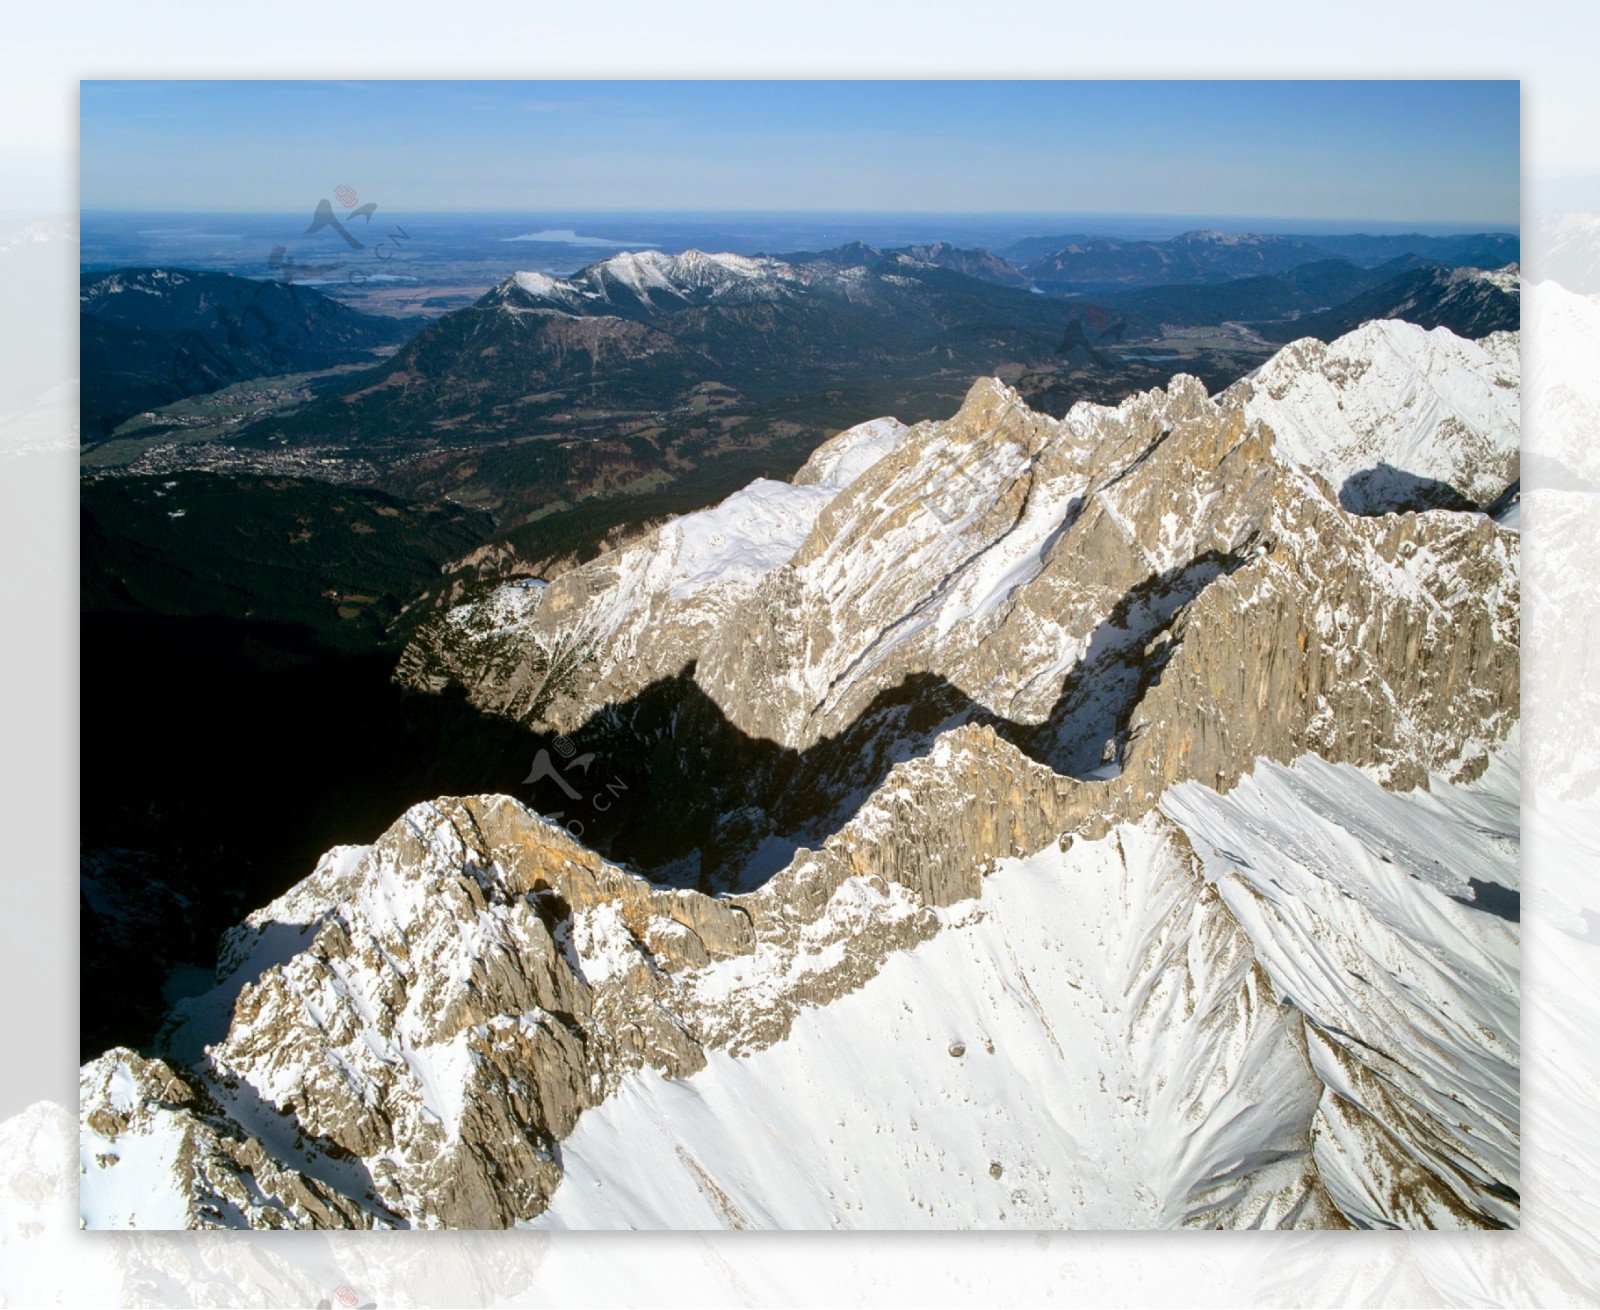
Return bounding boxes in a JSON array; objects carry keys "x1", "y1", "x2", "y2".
[
  {"x1": 83, "y1": 328, "x2": 1520, "y2": 1230},
  {"x1": 197, "y1": 800, "x2": 750, "y2": 1228},
  {"x1": 403, "y1": 352, "x2": 1517, "y2": 841}
]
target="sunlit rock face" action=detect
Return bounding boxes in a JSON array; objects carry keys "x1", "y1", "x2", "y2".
[{"x1": 82, "y1": 325, "x2": 1520, "y2": 1230}]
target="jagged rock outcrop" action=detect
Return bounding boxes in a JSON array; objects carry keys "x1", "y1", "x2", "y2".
[
  {"x1": 79, "y1": 1049, "x2": 375, "y2": 1229},
  {"x1": 85, "y1": 738, "x2": 1050, "y2": 1228},
  {"x1": 81, "y1": 720, "x2": 1519, "y2": 1229},
  {"x1": 526, "y1": 745, "x2": 1519, "y2": 1231},
  {"x1": 402, "y1": 347, "x2": 1517, "y2": 860},
  {"x1": 83, "y1": 332, "x2": 1520, "y2": 1231}
]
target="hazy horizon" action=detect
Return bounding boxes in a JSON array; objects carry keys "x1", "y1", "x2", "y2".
[{"x1": 78, "y1": 207, "x2": 1519, "y2": 235}]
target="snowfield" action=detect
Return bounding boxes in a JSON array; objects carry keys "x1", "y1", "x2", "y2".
[{"x1": 531, "y1": 746, "x2": 1518, "y2": 1230}]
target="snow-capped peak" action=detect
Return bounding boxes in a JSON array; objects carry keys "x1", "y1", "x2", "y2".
[
  {"x1": 500, "y1": 249, "x2": 798, "y2": 314},
  {"x1": 1467, "y1": 263, "x2": 1521, "y2": 293},
  {"x1": 510, "y1": 269, "x2": 572, "y2": 299},
  {"x1": 1223, "y1": 318, "x2": 1520, "y2": 514}
]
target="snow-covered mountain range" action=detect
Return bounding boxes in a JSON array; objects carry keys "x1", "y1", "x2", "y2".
[
  {"x1": 488, "y1": 245, "x2": 1046, "y2": 319},
  {"x1": 496, "y1": 250, "x2": 808, "y2": 316},
  {"x1": 79, "y1": 318, "x2": 1521, "y2": 1230}
]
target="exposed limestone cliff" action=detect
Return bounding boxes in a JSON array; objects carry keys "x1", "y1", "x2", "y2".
[
  {"x1": 83, "y1": 329, "x2": 1520, "y2": 1231},
  {"x1": 401, "y1": 360, "x2": 1516, "y2": 864}
]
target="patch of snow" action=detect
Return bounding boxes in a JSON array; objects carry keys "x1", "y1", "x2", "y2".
[
  {"x1": 662, "y1": 479, "x2": 837, "y2": 601},
  {"x1": 533, "y1": 744, "x2": 1519, "y2": 1229},
  {"x1": 795, "y1": 416, "x2": 909, "y2": 489}
]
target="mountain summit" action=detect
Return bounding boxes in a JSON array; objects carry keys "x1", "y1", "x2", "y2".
[
  {"x1": 80, "y1": 318, "x2": 1519, "y2": 1231},
  {"x1": 494, "y1": 249, "x2": 804, "y2": 317}
]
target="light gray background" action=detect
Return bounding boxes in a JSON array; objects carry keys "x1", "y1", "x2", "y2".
[{"x1": 2, "y1": 5, "x2": 1596, "y2": 1303}]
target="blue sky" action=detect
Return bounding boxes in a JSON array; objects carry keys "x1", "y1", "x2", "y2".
[{"x1": 80, "y1": 80, "x2": 1519, "y2": 224}]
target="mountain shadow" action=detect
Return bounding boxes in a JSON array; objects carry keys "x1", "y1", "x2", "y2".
[
  {"x1": 515, "y1": 547, "x2": 1252, "y2": 895},
  {"x1": 80, "y1": 609, "x2": 545, "y2": 1061},
  {"x1": 1339, "y1": 463, "x2": 1478, "y2": 515}
]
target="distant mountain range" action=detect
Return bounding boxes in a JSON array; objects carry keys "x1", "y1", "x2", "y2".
[
  {"x1": 1046, "y1": 257, "x2": 1427, "y2": 339},
  {"x1": 999, "y1": 229, "x2": 1520, "y2": 290},
  {"x1": 80, "y1": 268, "x2": 414, "y2": 440},
  {"x1": 782, "y1": 239, "x2": 1036, "y2": 288},
  {"x1": 1255, "y1": 263, "x2": 1521, "y2": 343},
  {"x1": 254, "y1": 237, "x2": 1524, "y2": 459},
  {"x1": 89, "y1": 233, "x2": 1521, "y2": 543},
  {"x1": 1054, "y1": 259, "x2": 1519, "y2": 346},
  {"x1": 241, "y1": 247, "x2": 1082, "y2": 456}
]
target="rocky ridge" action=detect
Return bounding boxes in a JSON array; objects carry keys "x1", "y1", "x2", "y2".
[
  {"x1": 81, "y1": 322, "x2": 1520, "y2": 1230},
  {"x1": 399, "y1": 325, "x2": 1517, "y2": 878}
]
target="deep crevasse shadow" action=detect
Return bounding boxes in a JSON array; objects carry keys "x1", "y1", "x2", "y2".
[{"x1": 516, "y1": 547, "x2": 1254, "y2": 895}]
